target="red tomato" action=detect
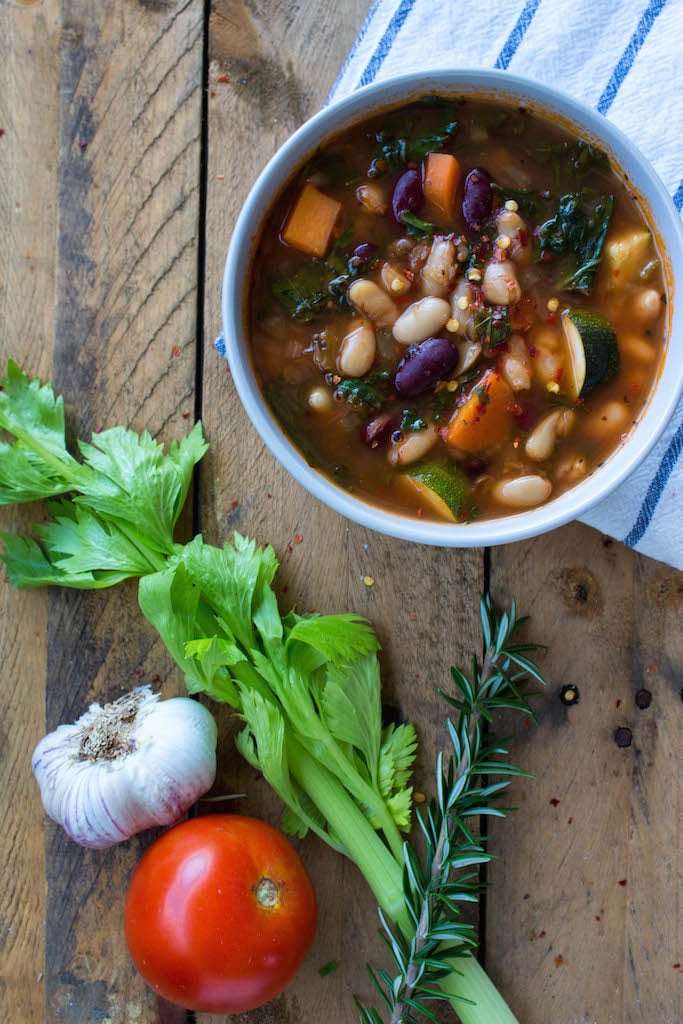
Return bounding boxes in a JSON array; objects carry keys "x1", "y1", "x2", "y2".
[{"x1": 124, "y1": 814, "x2": 317, "y2": 1013}]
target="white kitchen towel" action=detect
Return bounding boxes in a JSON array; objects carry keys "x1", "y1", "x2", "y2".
[{"x1": 328, "y1": 0, "x2": 683, "y2": 568}]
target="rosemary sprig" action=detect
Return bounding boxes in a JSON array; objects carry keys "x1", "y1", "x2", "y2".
[{"x1": 357, "y1": 596, "x2": 547, "y2": 1024}]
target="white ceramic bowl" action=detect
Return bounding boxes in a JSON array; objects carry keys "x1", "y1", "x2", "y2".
[{"x1": 222, "y1": 69, "x2": 683, "y2": 546}]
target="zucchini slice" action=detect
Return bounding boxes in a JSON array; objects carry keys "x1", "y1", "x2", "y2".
[
  {"x1": 400, "y1": 463, "x2": 470, "y2": 522},
  {"x1": 561, "y1": 310, "x2": 619, "y2": 398}
]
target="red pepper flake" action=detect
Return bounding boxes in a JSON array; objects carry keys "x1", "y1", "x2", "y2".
[
  {"x1": 287, "y1": 545, "x2": 293, "y2": 553},
  {"x1": 554, "y1": 366, "x2": 564, "y2": 384},
  {"x1": 266, "y1": 493, "x2": 273, "y2": 499},
  {"x1": 567, "y1": 816, "x2": 573, "y2": 825},
  {"x1": 631, "y1": 382, "x2": 641, "y2": 390},
  {"x1": 538, "y1": 929, "x2": 546, "y2": 938},
  {"x1": 541, "y1": 250, "x2": 553, "y2": 263},
  {"x1": 416, "y1": 506, "x2": 423, "y2": 518},
  {"x1": 528, "y1": 344, "x2": 537, "y2": 358},
  {"x1": 94, "y1": 424, "x2": 104, "y2": 434},
  {"x1": 0, "y1": 129, "x2": 5, "y2": 138},
  {"x1": 507, "y1": 402, "x2": 524, "y2": 417},
  {"x1": 518, "y1": 228, "x2": 528, "y2": 247},
  {"x1": 647, "y1": 662, "x2": 657, "y2": 672},
  {"x1": 293, "y1": 533, "x2": 303, "y2": 544},
  {"x1": 24, "y1": 251, "x2": 31, "y2": 260},
  {"x1": 523, "y1": 718, "x2": 531, "y2": 729},
  {"x1": 182, "y1": 411, "x2": 190, "y2": 419},
  {"x1": 172, "y1": 345, "x2": 181, "y2": 357},
  {"x1": 78, "y1": 139, "x2": 89, "y2": 152},
  {"x1": 134, "y1": 668, "x2": 145, "y2": 678},
  {"x1": 150, "y1": 674, "x2": 161, "y2": 684},
  {"x1": 554, "y1": 955, "x2": 564, "y2": 968},
  {"x1": 618, "y1": 878, "x2": 628, "y2": 887},
  {"x1": 216, "y1": 74, "x2": 230, "y2": 83},
  {"x1": 673, "y1": 963, "x2": 681, "y2": 969},
  {"x1": 209, "y1": 91, "x2": 216, "y2": 98},
  {"x1": 230, "y1": 500, "x2": 238, "y2": 510},
  {"x1": 549, "y1": 797, "x2": 560, "y2": 807},
  {"x1": 615, "y1": 698, "x2": 622, "y2": 708},
  {"x1": 595, "y1": 915, "x2": 601, "y2": 921},
  {"x1": 546, "y1": 311, "x2": 558, "y2": 325}
]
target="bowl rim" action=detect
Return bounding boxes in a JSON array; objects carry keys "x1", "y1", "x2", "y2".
[{"x1": 222, "y1": 67, "x2": 683, "y2": 547}]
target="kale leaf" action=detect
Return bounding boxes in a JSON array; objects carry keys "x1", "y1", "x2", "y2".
[
  {"x1": 400, "y1": 211, "x2": 437, "y2": 238},
  {"x1": 537, "y1": 191, "x2": 615, "y2": 294},
  {"x1": 491, "y1": 183, "x2": 546, "y2": 218},
  {"x1": 375, "y1": 117, "x2": 458, "y2": 168}
]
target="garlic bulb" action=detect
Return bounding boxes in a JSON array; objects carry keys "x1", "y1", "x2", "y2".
[{"x1": 32, "y1": 686, "x2": 217, "y2": 849}]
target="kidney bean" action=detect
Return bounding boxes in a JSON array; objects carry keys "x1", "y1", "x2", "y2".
[
  {"x1": 361, "y1": 412, "x2": 399, "y2": 449},
  {"x1": 394, "y1": 336, "x2": 459, "y2": 397},
  {"x1": 391, "y1": 169, "x2": 423, "y2": 226},
  {"x1": 462, "y1": 167, "x2": 492, "y2": 230}
]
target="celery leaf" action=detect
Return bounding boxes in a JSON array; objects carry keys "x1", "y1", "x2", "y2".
[
  {"x1": 35, "y1": 500, "x2": 157, "y2": 577},
  {"x1": 0, "y1": 442, "x2": 72, "y2": 504},
  {"x1": 322, "y1": 654, "x2": 382, "y2": 785},
  {"x1": 77, "y1": 422, "x2": 207, "y2": 553},
  {"x1": 285, "y1": 613, "x2": 380, "y2": 664},
  {"x1": 0, "y1": 360, "x2": 74, "y2": 467}
]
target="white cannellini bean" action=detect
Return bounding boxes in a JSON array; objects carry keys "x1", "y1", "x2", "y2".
[
  {"x1": 348, "y1": 278, "x2": 399, "y2": 329},
  {"x1": 585, "y1": 400, "x2": 631, "y2": 444},
  {"x1": 356, "y1": 182, "x2": 388, "y2": 215},
  {"x1": 496, "y1": 209, "x2": 531, "y2": 266},
  {"x1": 529, "y1": 324, "x2": 562, "y2": 353},
  {"x1": 492, "y1": 475, "x2": 553, "y2": 509},
  {"x1": 482, "y1": 259, "x2": 522, "y2": 305},
  {"x1": 421, "y1": 236, "x2": 457, "y2": 296},
  {"x1": 554, "y1": 451, "x2": 587, "y2": 484},
  {"x1": 380, "y1": 262, "x2": 411, "y2": 297},
  {"x1": 338, "y1": 319, "x2": 376, "y2": 377},
  {"x1": 388, "y1": 425, "x2": 438, "y2": 466},
  {"x1": 307, "y1": 386, "x2": 334, "y2": 413},
  {"x1": 532, "y1": 345, "x2": 563, "y2": 386},
  {"x1": 631, "y1": 286, "x2": 664, "y2": 325},
  {"x1": 392, "y1": 296, "x2": 451, "y2": 346},
  {"x1": 450, "y1": 280, "x2": 477, "y2": 341},
  {"x1": 525, "y1": 409, "x2": 576, "y2": 462},
  {"x1": 453, "y1": 338, "x2": 482, "y2": 376},
  {"x1": 621, "y1": 332, "x2": 657, "y2": 365},
  {"x1": 499, "y1": 334, "x2": 532, "y2": 391}
]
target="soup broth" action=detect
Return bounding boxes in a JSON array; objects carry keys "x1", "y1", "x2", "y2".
[{"x1": 248, "y1": 98, "x2": 666, "y2": 524}]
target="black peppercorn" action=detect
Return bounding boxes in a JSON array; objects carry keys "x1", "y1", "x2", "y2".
[
  {"x1": 634, "y1": 688, "x2": 652, "y2": 709},
  {"x1": 559, "y1": 684, "x2": 580, "y2": 706},
  {"x1": 614, "y1": 726, "x2": 633, "y2": 748}
]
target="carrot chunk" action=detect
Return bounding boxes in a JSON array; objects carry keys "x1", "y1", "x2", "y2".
[
  {"x1": 282, "y1": 183, "x2": 342, "y2": 258},
  {"x1": 423, "y1": 152, "x2": 461, "y2": 225},
  {"x1": 445, "y1": 369, "x2": 515, "y2": 452}
]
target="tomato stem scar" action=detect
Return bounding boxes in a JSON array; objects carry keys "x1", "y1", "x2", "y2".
[{"x1": 255, "y1": 877, "x2": 280, "y2": 908}]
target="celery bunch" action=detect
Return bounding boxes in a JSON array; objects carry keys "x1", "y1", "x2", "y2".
[{"x1": 0, "y1": 360, "x2": 523, "y2": 1024}]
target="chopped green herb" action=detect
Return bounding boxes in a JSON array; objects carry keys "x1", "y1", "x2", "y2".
[
  {"x1": 537, "y1": 191, "x2": 615, "y2": 294},
  {"x1": 491, "y1": 183, "x2": 545, "y2": 217},
  {"x1": 374, "y1": 117, "x2": 458, "y2": 168},
  {"x1": 474, "y1": 307, "x2": 512, "y2": 347},
  {"x1": 271, "y1": 265, "x2": 332, "y2": 322},
  {"x1": 400, "y1": 211, "x2": 436, "y2": 238},
  {"x1": 318, "y1": 961, "x2": 340, "y2": 977},
  {"x1": 327, "y1": 374, "x2": 389, "y2": 412},
  {"x1": 400, "y1": 410, "x2": 428, "y2": 433}
]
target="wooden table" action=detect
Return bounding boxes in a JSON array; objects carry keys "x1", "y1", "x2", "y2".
[{"x1": 1, "y1": 3, "x2": 681, "y2": 1022}]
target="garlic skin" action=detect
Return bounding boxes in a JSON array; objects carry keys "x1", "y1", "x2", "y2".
[{"x1": 32, "y1": 686, "x2": 218, "y2": 850}]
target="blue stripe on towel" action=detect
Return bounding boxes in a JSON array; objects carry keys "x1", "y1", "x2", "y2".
[
  {"x1": 494, "y1": 0, "x2": 542, "y2": 70},
  {"x1": 357, "y1": 0, "x2": 418, "y2": 88},
  {"x1": 328, "y1": 0, "x2": 383, "y2": 103},
  {"x1": 674, "y1": 179, "x2": 683, "y2": 211},
  {"x1": 623, "y1": 421, "x2": 683, "y2": 546},
  {"x1": 597, "y1": 0, "x2": 669, "y2": 114}
]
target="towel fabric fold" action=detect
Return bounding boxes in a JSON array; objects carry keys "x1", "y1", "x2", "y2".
[{"x1": 328, "y1": 0, "x2": 683, "y2": 568}]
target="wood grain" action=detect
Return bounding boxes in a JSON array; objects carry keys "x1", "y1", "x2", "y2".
[
  {"x1": 200, "y1": 2, "x2": 483, "y2": 1022},
  {"x1": 0, "y1": 2, "x2": 61, "y2": 1019},
  {"x1": 488, "y1": 523, "x2": 683, "y2": 1024},
  {"x1": 43, "y1": 1, "x2": 203, "y2": 1020}
]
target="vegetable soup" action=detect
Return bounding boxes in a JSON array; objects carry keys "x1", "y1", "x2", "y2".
[{"x1": 247, "y1": 98, "x2": 666, "y2": 524}]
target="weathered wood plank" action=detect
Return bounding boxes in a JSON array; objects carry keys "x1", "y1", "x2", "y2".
[
  {"x1": 200, "y1": 3, "x2": 484, "y2": 1022},
  {"x1": 40, "y1": 1, "x2": 204, "y2": 1020},
  {"x1": 488, "y1": 523, "x2": 682, "y2": 1024},
  {"x1": 0, "y1": 2, "x2": 61, "y2": 1019}
]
